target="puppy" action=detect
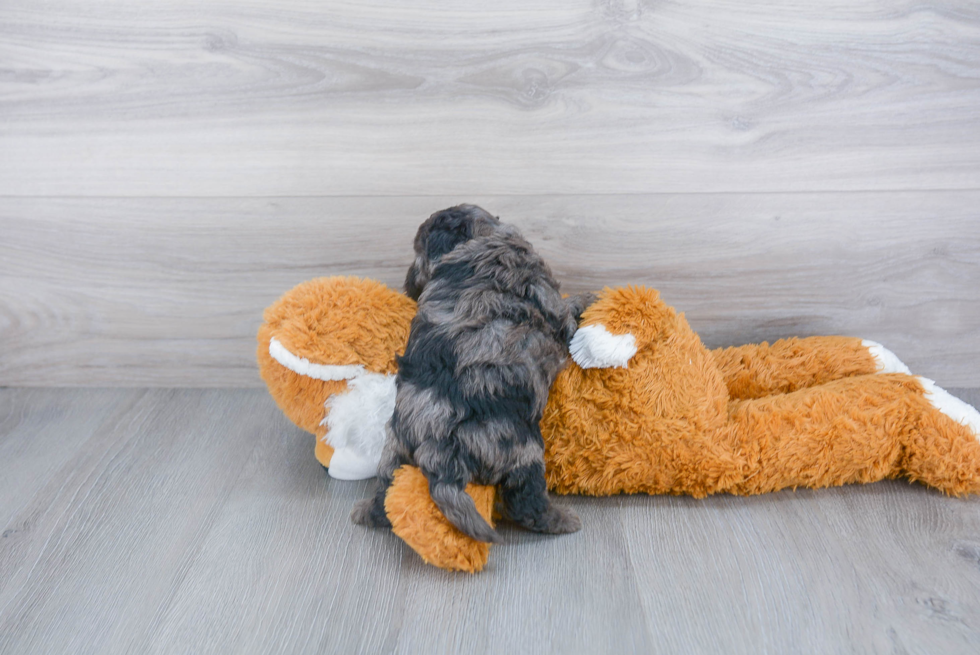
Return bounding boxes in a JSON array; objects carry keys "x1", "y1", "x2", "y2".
[{"x1": 351, "y1": 205, "x2": 591, "y2": 542}]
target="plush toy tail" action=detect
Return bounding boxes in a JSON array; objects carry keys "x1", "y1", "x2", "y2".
[
  {"x1": 385, "y1": 466, "x2": 496, "y2": 572},
  {"x1": 429, "y1": 480, "x2": 501, "y2": 543}
]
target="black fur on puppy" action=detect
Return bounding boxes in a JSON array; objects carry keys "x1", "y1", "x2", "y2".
[{"x1": 352, "y1": 204, "x2": 592, "y2": 542}]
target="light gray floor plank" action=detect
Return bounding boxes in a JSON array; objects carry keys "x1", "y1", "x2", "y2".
[
  {"x1": 2, "y1": 193, "x2": 978, "y2": 387},
  {"x1": 622, "y1": 485, "x2": 980, "y2": 653},
  {"x1": 390, "y1": 499, "x2": 657, "y2": 655},
  {"x1": 1, "y1": 1, "x2": 979, "y2": 195},
  {"x1": 140, "y1": 412, "x2": 406, "y2": 655},
  {"x1": 0, "y1": 389, "x2": 269, "y2": 655},
  {"x1": 0, "y1": 389, "x2": 136, "y2": 531},
  {"x1": 2, "y1": 388, "x2": 980, "y2": 654}
]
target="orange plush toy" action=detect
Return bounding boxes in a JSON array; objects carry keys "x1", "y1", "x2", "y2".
[{"x1": 258, "y1": 277, "x2": 980, "y2": 572}]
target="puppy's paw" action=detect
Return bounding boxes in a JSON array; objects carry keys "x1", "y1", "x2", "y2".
[
  {"x1": 350, "y1": 498, "x2": 373, "y2": 525},
  {"x1": 351, "y1": 498, "x2": 391, "y2": 528},
  {"x1": 537, "y1": 505, "x2": 582, "y2": 534}
]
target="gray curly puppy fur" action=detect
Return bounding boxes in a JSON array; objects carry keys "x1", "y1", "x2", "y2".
[{"x1": 351, "y1": 205, "x2": 591, "y2": 542}]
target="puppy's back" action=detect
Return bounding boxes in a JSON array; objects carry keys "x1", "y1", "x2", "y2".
[
  {"x1": 392, "y1": 211, "x2": 578, "y2": 543},
  {"x1": 404, "y1": 229, "x2": 573, "y2": 411}
]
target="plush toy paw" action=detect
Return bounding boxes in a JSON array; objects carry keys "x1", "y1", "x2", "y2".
[
  {"x1": 385, "y1": 466, "x2": 496, "y2": 573},
  {"x1": 919, "y1": 377, "x2": 980, "y2": 439},
  {"x1": 569, "y1": 324, "x2": 637, "y2": 369},
  {"x1": 327, "y1": 448, "x2": 379, "y2": 480}
]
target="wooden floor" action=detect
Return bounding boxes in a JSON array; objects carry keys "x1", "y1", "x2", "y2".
[{"x1": 2, "y1": 387, "x2": 980, "y2": 654}]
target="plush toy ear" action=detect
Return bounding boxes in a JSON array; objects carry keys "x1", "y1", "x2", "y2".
[
  {"x1": 569, "y1": 324, "x2": 638, "y2": 369},
  {"x1": 385, "y1": 465, "x2": 496, "y2": 573}
]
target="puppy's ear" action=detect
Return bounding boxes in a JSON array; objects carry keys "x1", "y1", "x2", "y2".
[
  {"x1": 423, "y1": 207, "x2": 476, "y2": 261},
  {"x1": 404, "y1": 257, "x2": 426, "y2": 301}
]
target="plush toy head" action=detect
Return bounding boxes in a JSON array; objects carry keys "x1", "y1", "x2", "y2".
[{"x1": 257, "y1": 277, "x2": 415, "y2": 478}]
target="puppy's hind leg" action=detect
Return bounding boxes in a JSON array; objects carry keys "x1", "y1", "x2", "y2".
[
  {"x1": 499, "y1": 461, "x2": 581, "y2": 534},
  {"x1": 351, "y1": 441, "x2": 409, "y2": 528}
]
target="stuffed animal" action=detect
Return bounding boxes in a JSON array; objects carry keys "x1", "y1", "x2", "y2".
[{"x1": 258, "y1": 277, "x2": 980, "y2": 572}]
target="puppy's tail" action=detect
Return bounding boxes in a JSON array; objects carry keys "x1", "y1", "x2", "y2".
[{"x1": 430, "y1": 482, "x2": 501, "y2": 543}]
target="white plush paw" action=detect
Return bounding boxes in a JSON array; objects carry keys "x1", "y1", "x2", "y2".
[
  {"x1": 327, "y1": 449, "x2": 379, "y2": 480},
  {"x1": 918, "y1": 377, "x2": 980, "y2": 440},
  {"x1": 862, "y1": 340, "x2": 911, "y2": 375},
  {"x1": 570, "y1": 324, "x2": 638, "y2": 369}
]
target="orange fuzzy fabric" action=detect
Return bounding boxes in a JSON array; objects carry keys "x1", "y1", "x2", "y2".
[
  {"x1": 314, "y1": 438, "x2": 335, "y2": 468},
  {"x1": 257, "y1": 276, "x2": 416, "y2": 464},
  {"x1": 386, "y1": 465, "x2": 496, "y2": 573},
  {"x1": 712, "y1": 337, "x2": 879, "y2": 400},
  {"x1": 728, "y1": 374, "x2": 980, "y2": 495},
  {"x1": 542, "y1": 286, "x2": 980, "y2": 498},
  {"x1": 544, "y1": 286, "x2": 740, "y2": 497}
]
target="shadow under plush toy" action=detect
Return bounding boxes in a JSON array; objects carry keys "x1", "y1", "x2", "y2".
[{"x1": 258, "y1": 276, "x2": 980, "y2": 572}]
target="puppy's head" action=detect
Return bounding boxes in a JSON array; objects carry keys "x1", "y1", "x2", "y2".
[{"x1": 405, "y1": 204, "x2": 500, "y2": 300}]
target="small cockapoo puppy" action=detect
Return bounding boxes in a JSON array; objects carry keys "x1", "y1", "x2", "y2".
[{"x1": 352, "y1": 205, "x2": 590, "y2": 542}]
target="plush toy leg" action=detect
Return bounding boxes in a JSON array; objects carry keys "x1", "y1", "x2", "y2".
[
  {"x1": 901, "y1": 379, "x2": 980, "y2": 495},
  {"x1": 385, "y1": 466, "x2": 496, "y2": 573},
  {"x1": 711, "y1": 336, "x2": 904, "y2": 400},
  {"x1": 728, "y1": 374, "x2": 980, "y2": 496}
]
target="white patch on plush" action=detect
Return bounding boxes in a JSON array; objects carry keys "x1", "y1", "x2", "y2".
[
  {"x1": 321, "y1": 372, "x2": 396, "y2": 479},
  {"x1": 918, "y1": 377, "x2": 980, "y2": 440},
  {"x1": 570, "y1": 324, "x2": 638, "y2": 369},
  {"x1": 269, "y1": 337, "x2": 365, "y2": 381},
  {"x1": 862, "y1": 340, "x2": 911, "y2": 375}
]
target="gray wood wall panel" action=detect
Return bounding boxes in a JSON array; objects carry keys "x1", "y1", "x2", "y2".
[
  {"x1": 2, "y1": 388, "x2": 979, "y2": 654},
  {"x1": 1, "y1": 1, "x2": 979, "y2": 196},
  {"x1": 2, "y1": 194, "x2": 978, "y2": 387},
  {"x1": 1, "y1": 1, "x2": 978, "y2": 386}
]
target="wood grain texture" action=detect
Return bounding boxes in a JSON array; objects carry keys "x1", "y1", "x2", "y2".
[
  {"x1": 0, "y1": 389, "x2": 274, "y2": 654},
  {"x1": 1, "y1": 1, "x2": 980, "y2": 195},
  {"x1": 1, "y1": 388, "x2": 979, "y2": 654},
  {"x1": 2, "y1": 193, "x2": 978, "y2": 386},
  {"x1": 4, "y1": 1, "x2": 979, "y2": 650}
]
